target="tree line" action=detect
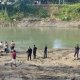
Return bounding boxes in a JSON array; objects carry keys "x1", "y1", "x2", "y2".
[{"x1": 0, "y1": 0, "x2": 80, "y2": 21}]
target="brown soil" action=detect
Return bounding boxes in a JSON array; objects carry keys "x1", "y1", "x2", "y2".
[{"x1": 0, "y1": 49, "x2": 80, "y2": 80}]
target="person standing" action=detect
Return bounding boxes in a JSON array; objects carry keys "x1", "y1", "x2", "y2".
[
  {"x1": 11, "y1": 50, "x2": 17, "y2": 67},
  {"x1": 0, "y1": 41, "x2": 3, "y2": 48},
  {"x1": 44, "y1": 45, "x2": 48, "y2": 58},
  {"x1": 74, "y1": 44, "x2": 80, "y2": 59},
  {"x1": 4, "y1": 41, "x2": 9, "y2": 54},
  {"x1": 33, "y1": 45, "x2": 37, "y2": 59},
  {"x1": 10, "y1": 41, "x2": 15, "y2": 51},
  {"x1": 0, "y1": 41, "x2": 3, "y2": 52},
  {"x1": 27, "y1": 47, "x2": 32, "y2": 61}
]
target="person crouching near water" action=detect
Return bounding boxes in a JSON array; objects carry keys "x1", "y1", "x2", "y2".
[
  {"x1": 11, "y1": 50, "x2": 17, "y2": 67},
  {"x1": 74, "y1": 44, "x2": 80, "y2": 59},
  {"x1": 26, "y1": 47, "x2": 32, "y2": 61}
]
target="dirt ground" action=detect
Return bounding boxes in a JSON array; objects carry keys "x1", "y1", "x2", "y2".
[{"x1": 0, "y1": 49, "x2": 80, "y2": 80}]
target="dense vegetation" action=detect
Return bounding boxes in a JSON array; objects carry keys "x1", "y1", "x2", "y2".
[
  {"x1": 0, "y1": 0, "x2": 80, "y2": 21},
  {"x1": 50, "y1": 3, "x2": 80, "y2": 21}
]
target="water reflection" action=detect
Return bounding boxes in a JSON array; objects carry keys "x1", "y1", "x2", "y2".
[{"x1": 53, "y1": 39, "x2": 65, "y2": 49}]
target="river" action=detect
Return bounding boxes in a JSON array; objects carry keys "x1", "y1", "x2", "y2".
[{"x1": 0, "y1": 27, "x2": 80, "y2": 50}]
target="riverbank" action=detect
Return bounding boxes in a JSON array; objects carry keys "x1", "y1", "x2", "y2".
[
  {"x1": 17, "y1": 19, "x2": 80, "y2": 28},
  {"x1": 0, "y1": 49, "x2": 80, "y2": 80},
  {"x1": 0, "y1": 19, "x2": 80, "y2": 29}
]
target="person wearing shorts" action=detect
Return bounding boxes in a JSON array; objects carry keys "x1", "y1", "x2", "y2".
[{"x1": 11, "y1": 50, "x2": 16, "y2": 67}]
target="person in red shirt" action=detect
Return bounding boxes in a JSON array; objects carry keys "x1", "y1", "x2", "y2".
[{"x1": 11, "y1": 50, "x2": 17, "y2": 67}]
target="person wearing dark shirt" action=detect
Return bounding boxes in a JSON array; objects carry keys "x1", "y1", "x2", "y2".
[
  {"x1": 27, "y1": 47, "x2": 32, "y2": 60},
  {"x1": 33, "y1": 45, "x2": 37, "y2": 59},
  {"x1": 44, "y1": 45, "x2": 48, "y2": 58},
  {"x1": 74, "y1": 44, "x2": 80, "y2": 59}
]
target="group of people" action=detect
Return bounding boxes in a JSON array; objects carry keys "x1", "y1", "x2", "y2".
[
  {"x1": 11, "y1": 43, "x2": 80, "y2": 68},
  {"x1": 9, "y1": 45, "x2": 48, "y2": 67},
  {"x1": 0, "y1": 41, "x2": 16, "y2": 67},
  {"x1": 0, "y1": 41, "x2": 48, "y2": 67},
  {"x1": 0, "y1": 41, "x2": 15, "y2": 54},
  {"x1": 26, "y1": 45, "x2": 48, "y2": 61},
  {"x1": 10, "y1": 44, "x2": 47, "y2": 67},
  {"x1": 0, "y1": 40, "x2": 80, "y2": 67},
  {"x1": 10, "y1": 43, "x2": 80, "y2": 68}
]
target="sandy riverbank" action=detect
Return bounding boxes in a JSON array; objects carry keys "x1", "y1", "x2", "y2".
[
  {"x1": 17, "y1": 19, "x2": 80, "y2": 29},
  {"x1": 0, "y1": 19, "x2": 80, "y2": 29},
  {"x1": 0, "y1": 49, "x2": 80, "y2": 80}
]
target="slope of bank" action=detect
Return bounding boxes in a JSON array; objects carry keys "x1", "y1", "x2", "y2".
[
  {"x1": 17, "y1": 19, "x2": 80, "y2": 28},
  {"x1": 0, "y1": 18, "x2": 80, "y2": 28}
]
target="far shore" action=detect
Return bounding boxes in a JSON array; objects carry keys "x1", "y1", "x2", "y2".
[{"x1": 0, "y1": 19, "x2": 80, "y2": 29}]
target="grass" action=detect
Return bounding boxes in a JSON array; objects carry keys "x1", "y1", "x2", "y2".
[
  {"x1": 0, "y1": 3, "x2": 80, "y2": 21},
  {"x1": 51, "y1": 3, "x2": 80, "y2": 21}
]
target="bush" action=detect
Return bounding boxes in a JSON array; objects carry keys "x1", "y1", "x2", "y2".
[
  {"x1": 11, "y1": 12, "x2": 24, "y2": 20},
  {"x1": 38, "y1": 8, "x2": 49, "y2": 18}
]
